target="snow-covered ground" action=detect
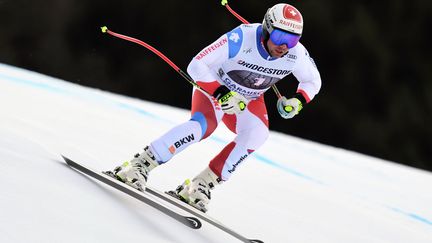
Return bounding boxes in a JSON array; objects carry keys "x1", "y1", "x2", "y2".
[{"x1": 1, "y1": 63, "x2": 431, "y2": 243}]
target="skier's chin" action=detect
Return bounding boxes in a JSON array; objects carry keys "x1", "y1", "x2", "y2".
[{"x1": 271, "y1": 50, "x2": 287, "y2": 58}]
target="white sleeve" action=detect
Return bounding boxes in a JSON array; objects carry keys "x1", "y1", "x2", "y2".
[
  {"x1": 292, "y1": 45, "x2": 322, "y2": 103},
  {"x1": 186, "y1": 34, "x2": 229, "y2": 83}
]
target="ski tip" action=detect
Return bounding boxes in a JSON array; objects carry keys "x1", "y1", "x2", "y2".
[
  {"x1": 60, "y1": 155, "x2": 74, "y2": 165},
  {"x1": 185, "y1": 216, "x2": 202, "y2": 229},
  {"x1": 249, "y1": 240, "x2": 264, "y2": 243}
]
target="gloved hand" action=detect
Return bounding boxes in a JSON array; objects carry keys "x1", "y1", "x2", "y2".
[
  {"x1": 277, "y1": 96, "x2": 303, "y2": 119},
  {"x1": 213, "y1": 86, "x2": 248, "y2": 114}
]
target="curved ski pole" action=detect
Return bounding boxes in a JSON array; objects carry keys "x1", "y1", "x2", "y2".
[
  {"x1": 221, "y1": 0, "x2": 282, "y2": 99},
  {"x1": 100, "y1": 26, "x2": 211, "y2": 96}
]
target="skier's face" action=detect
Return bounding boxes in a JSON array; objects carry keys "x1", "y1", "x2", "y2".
[{"x1": 266, "y1": 38, "x2": 289, "y2": 58}]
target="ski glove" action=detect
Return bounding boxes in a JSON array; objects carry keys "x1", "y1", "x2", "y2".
[
  {"x1": 213, "y1": 85, "x2": 248, "y2": 115},
  {"x1": 277, "y1": 96, "x2": 303, "y2": 119}
]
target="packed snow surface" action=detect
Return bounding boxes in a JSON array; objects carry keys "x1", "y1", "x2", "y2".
[{"x1": 1, "y1": 63, "x2": 431, "y2": 243}]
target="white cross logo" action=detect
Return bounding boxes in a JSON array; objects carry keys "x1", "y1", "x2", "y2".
[
  {"x1": 290, "y1": 10, "x2": 297, "y2": 16},
  {"x1": 229, "y1": 32, "x2": 240, "y2": 43}
]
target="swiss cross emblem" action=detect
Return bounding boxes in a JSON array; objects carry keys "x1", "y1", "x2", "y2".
[
  {"x1": 283, "y1": 5, "x2": 302, "y2": 21},
  {"x1": 229, "y1": 32, "x2": 240, "y2": 43}
]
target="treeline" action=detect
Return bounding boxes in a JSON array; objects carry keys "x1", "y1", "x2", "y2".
[{"x1": 1, "y1": 0, "x2": 431, "y2": 170}]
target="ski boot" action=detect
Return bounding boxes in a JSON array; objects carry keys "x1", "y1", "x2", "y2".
[
  {"x1": 106, "y1": 146, "x2": 159, "y2": 191},
  {"x1": 168, "y1": 167, "x2": 222, "y2": 213}
]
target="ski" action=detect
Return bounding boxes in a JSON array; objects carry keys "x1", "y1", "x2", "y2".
[
  {"x1": 61, "y1": 155, "x2": 202, "y2": 229},
  {"x1": 146, "y1": 187, "x2": 264, "y2": 243}
]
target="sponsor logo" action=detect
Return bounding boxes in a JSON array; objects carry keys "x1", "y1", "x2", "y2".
[
  {"x1": 220, "y1": 76, "x2": 263, "y2": 98},
  {"x1": 243, "y1": 48, "x2": 252, "y2": 54},
  {"x1": 217, "y1": 68, "x2": 272, "y2": 99},
  {"x1": 168, "y1": 146, "x2": 176, "y2": 154},
  {"x1": 195, "y1": 38, "x2": 228, "y2": 60},
  {"x1": 228, "y1": 154, "x2": 248, "y2": 173},
  {"x1": 279, "y1": 19, "x2": 302, "y2": 31},
  {"x1": 287, "y1": 54, "x2": 297, "y2": 60},
  {"x1": 169, "y1": 134, "x2": 195, "y2": 154},
  {"x1": 237, "y1": 60, "x2": 290, "y2": 75},
  {"x1": 174, "y1": 134, "x2": 195, "y2": 148},
  {"x1": 228, "y1": 149, "x2": 254, "y2": 174}
]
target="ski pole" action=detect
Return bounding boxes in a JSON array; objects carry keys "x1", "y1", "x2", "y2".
[
  {"x1": 100, "y1": 26, "x2": 211, "y2": 96},
  {"x1": 221, "y1": 0, "x2": 283, "y2": 99}
]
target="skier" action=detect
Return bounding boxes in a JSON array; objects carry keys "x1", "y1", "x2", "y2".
[{"x1": 108, "y1": 3, "x2": 321, "y2": 212}]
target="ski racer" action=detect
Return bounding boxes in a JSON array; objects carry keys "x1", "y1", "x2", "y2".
[{"x1": 108, "y1": 3, "x2": 321, "y2": 212}]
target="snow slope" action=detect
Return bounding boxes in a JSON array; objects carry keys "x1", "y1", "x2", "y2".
[{"x1": 1, "y1": 63, "x2": 431, "y2": 243}]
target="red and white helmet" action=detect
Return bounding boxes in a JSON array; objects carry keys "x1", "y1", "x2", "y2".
[{"x1": 262, "y1": 3, "x2": 304, "y2": 39}]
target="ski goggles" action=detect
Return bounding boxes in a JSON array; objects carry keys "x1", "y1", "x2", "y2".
[{"x1": 269, "y1": 29, "x2": 301, "y2": 48}]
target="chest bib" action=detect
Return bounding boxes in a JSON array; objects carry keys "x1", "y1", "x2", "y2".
[{"x1": 215, "y1": 24, "x2": 299, "y2": 99}]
